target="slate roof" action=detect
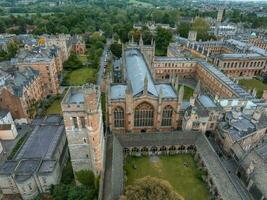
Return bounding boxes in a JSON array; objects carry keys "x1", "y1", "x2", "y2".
[{"x1": 125, "y1": 49, "x2": 158, "y2": 97}]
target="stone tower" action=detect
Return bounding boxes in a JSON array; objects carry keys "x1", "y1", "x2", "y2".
[{"x1": 61, "y1": 84, "x2": 105, "y2": 176}]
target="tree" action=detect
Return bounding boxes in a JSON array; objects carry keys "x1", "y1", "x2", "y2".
[
  {"x1": 110, "y1": 43, "x2": 122, "y2": 58},
  {"x1": 63, "y1": 53, "x2": 84, "y2": 70},
  {"x1": 50, "y1": 184, "x2": 70, "y2": 200},
  {"x1": 76, "y1": 170, "x2": 96, "y2": 189},
  {"x1": 122, "y1": 176, "x2": 184, "y2": 200},
  {"x1": 155, "y1": 27, "x2": 172, "y2": 56},
  {"x1": 68, "y1": 186, "x2": 96, "y2": 200},
  {"x1": 177, "y1": 22, "x2": 190, "y2": 38},
  {"x1": 192, "y1": 17, "x2": 210, "y2": 35}
]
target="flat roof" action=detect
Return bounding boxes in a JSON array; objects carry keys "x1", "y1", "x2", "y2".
[
  {"x1": 15, "y1": 118, "x2": 64, "y2": 160},
  {"x1": 198, "y1": 95, "x2": 217, "y2": 108}
]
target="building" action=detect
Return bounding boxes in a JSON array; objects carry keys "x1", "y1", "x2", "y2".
[
  {"x1": 108, "y1": 48, "x2": 182, "y2": 133},
  {"x1": 71, "y1": 36, "x2": 86, "y2": 55},
  {"x1": 175, "y1": 37, "x2": 267, "y2": 78},
  {"x1": 0, "y1": 110, "x2": 18, "y2": 140},
  {"x1": 0, "y1": 115, "x2": 68, "y2": 200},
  {"x1": 44, "y1": 34, "x2": 72, "y2": 61},
  {"x1": 217, "y1": 107, "x2": 267, "y2": 154},
  {"x1": 15, "y1": 48, "x2": 61, "y2": 96},
  {"x1": 61, "y1": 84, "x2": 105, "y2": 175},
  {"x1": 249, "y1": 36, "x2": 267, "y2": 50},
  {"x1": 231, "y1": 141, "x2": 267, "y2": 200},
  {"x1": 0, "y1": 68, "x2": 43, "y2": 122}
]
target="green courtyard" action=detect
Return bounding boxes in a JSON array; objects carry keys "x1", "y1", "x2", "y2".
[
  {"x1": 239, "y1": 79, "x2": 267, "y2": 97},
  {"x1": 178, "y1": 85, "x2": 194, "y2": 101},
  {"x1": 125, "y1": 155, "x2": 210, "y2": 200},
  {"x1": 64, "y1": 67, "x2": 97, "y2": 86}
]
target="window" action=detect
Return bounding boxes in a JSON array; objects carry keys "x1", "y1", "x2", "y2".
[
  {"x1": 72, "y1": 117, "x2": 78, "y2": 129},
  {"x1": 134, "y1": 102, "x2": 154, "y2": 127},
  {"x1": 80, "y1": 117, "x2": 86, "y2": 128},
  {"x1": 161, "y1": 105, "x2": 173, "y2": 126},
  {"x1": 114, "y1": 107, "x2": 124, "y2": 127}
]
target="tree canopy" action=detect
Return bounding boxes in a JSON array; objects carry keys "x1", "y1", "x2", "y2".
[{"x1": 121, "y1": 176, "x2": 184, "y2": 200}]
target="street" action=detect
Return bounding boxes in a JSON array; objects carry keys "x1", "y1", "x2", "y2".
[{"x1": 97, "y1": 39, "x2": 112, "y2": 86}]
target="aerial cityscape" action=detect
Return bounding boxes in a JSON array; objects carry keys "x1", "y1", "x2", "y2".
[{"x1": 0, "y1": 0, "x2": 267, "y2": 200}]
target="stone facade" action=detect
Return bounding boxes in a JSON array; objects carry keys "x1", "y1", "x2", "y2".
[
  {"x1": 0, "y1": 68, "x2": 43, "y2": 122},
  {"x1": 61, "y1": 85, "x2": 105, "y2": 175},
  {"x1": 0, "y1": 110, "x2": 18, "y2": 140}
]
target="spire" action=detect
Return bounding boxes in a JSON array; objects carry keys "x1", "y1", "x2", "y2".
[
  {"x1": 131, "y1": 34, "x2": 134, "y2": 44},
  {"x1": 175, "y1": 76, "x2": 179, "y2": 91},
  {"x1": 159, "y1": 88, "x2": 163, "y2": 104},
  {"x1": 194, "y1": 80, "x2": 201, "y2": 97},
  {"x1": 178, "y1": 85, "x2": 184, "y2": 103},
  {"x1": 126, "y1": 80, "x2": 132, "y2": 95},
  {"x1": 139, "y1": 34, "x2": 143, "y2": 46},
  {"x1": 144, "y1": 74, "x2": 148, "y2": 95}
]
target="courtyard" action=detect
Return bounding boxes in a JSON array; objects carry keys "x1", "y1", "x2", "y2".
[
  {"x1": 239, "y1": 79, "x2": 267, "y2": 97},
  {"x1": 124, "y1": 155, "x2": 210, "y2": 200}
]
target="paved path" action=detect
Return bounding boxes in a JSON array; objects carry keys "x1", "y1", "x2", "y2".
[
  {"x1": 102, "y1": 135, "x2": 113, "y2": 200},
  {"x1": 97, "y1": 39, "x2": 111, "y2": 86}
]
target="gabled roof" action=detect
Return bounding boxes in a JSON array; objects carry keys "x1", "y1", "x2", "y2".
[{"x1": 125, "y1": 49, "x2": 158, "y2": 97}]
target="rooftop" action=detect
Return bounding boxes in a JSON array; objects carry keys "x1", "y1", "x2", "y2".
[
  {"x1": 125, "y1": 48, "x2": 158, "y2": 97},
  {"x1": 15, "y1": 115, "x2": 64, "y2": 160}
]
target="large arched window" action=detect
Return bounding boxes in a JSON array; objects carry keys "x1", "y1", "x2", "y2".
[
  {"x1": 134, "y1": 102, "x2": 154, "y2": 127},
  {"x1": 114, "y1": 107, "x2": 124, "y2": 128},
  {"x1": 161, "y1": 105, "x2": 173, "y2": 126}
]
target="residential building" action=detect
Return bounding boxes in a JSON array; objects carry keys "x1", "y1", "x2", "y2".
[{"x1": 0, "y1": 68, "x2": 43, "y2": 123}]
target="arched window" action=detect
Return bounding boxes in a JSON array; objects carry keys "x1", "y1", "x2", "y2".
[
  {"x1": 114, "y1": 107, "x2": 124, "y2": 128},
  {"x1": 161, "y1": 105, "x2": 173, "y2": 126},
  {"x1": 134, "y1": 102, "x2": 154, "y2": 127}
]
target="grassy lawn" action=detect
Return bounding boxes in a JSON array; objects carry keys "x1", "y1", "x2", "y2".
[
  {"x1": 46, "y1": 99, "x2": 62, "y2": 115},
  {"x1": 64, "y1": 67, "x2": 97, "y2": 86},
  {"x1": 178, "y1": 85, "x2": 194, "y2": 100},
  {"x1": 125, "y1": 155, "x2": 210, "y2": 200},
  {"x1": 239, "y1": 79, "x2": 267, "y2": 97}
]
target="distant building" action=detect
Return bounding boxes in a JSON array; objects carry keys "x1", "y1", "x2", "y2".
[
  {"x1": 71, "y1": 36, "x2": 86, "y2": 55},
  {"x1": 61, "y1": 85, "x2": 105, "y2": 175},
  {"x1": 0, "y1": 110, "x2": 18, "y2": 140},
  {"x1": 0, "y1": 115, "x2": 68, "y2": 200},
  {"x1": 188, "y1": 31, "x2": 197, "y2": 42}
]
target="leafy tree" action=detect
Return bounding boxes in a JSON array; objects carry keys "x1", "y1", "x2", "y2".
[
  {"x1": 61, "y1": 161, "x2": 74, "y2": 185},
  {"x1": 110, "y1": 43, "x2": 122, "y2": 58},
  {"x1": 63, "y1": 53, "x2": 84, "y2": 70},
  {"x1": 76, "y1": 170, "x2": 96, "y2": 189},
  {"x1": 50, "y1": 184, "x2": 70, "y2": 200},
  {"x1": 155, "y1": 27, "x2": 172, "y2": 56},
  {"x1": 68, "y1": 186, "x2": 96, "y2": 200},
  {"x1": 177, "y1": 22, "x2": 190, "y2": 38},
  {"x1": 121, "y1": 176, "x2": 184, "y2": 200}
]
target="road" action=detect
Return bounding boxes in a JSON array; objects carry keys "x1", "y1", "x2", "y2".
[{"x1": 97, "y1": 39, "x2": 112, "y2": 86}]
